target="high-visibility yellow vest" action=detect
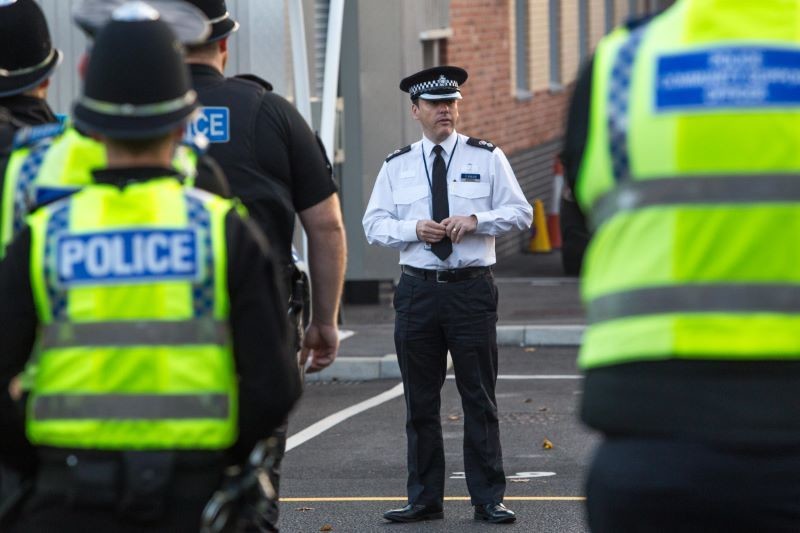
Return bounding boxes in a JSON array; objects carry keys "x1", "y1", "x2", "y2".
[
  {"x1": 26, "y1": 178, "x2": 238, "y2": 450},
  {"x1": 577, "y1": 0, "x2": 800, "y2": 369},
  {"x1": 1, "y1": 123, "x2": 201, "y2": 258}
]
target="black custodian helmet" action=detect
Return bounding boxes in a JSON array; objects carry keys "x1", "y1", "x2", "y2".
[
  {"x1": 0, "y1": 0, "x2": 62, "y2": 97},
  {"x1": 73, "y1": 2, "x2": 200, "y2": 139},
  {"x1": 183, "y1": 0, "x2": 238, "y2": 42}
]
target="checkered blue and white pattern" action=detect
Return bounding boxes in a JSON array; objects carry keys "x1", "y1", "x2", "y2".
[
  {"x1": 607, "y1": 25, "x2": 648, "y2": 183},
  {"x1": 410, "y1": 74, "x2": 461, "y2": 99},
  {"x1": 185, "y1": 192, "x2": 215, "y2": 319},
  {"x1": 43, "y1": 202, "x2": 70, "y2": 320},
  {"x1": 14, "y1": 138, "x2": 54, "y2": 235}
]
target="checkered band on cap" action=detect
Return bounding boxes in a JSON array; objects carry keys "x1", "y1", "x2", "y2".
[{"x1": 409, "y1": 74, "x2": 460, "y2": 98}]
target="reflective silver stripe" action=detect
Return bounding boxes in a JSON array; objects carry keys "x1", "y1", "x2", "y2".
[
  {"x1": 208, "y1": 11, "x2": 230, "y2": 24},
  {"x1": 32, "y1": 394, "x2": 229, "y2": 420},
  {"x1": 40, "y1": 320, "x2": 229, "y2": 349},
  {"x1": 588, "y1": 284, "x2": 800, "y2": 324},
  {"x1": 77, "y1": 90, "x2": 196, "y2": 117},
  {"x1": 592, "y1": 174, "x2": 800, "y2": 228},
  {"x1": 0, "y1": 48, "x2": 56, "y2": 77}
]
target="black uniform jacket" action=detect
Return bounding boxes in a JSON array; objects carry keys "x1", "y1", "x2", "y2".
[
  {"x1": 565, "y1": 54, "x2": 800, "y2": 447},
  {"x1": 190, "y1": 64, "x2": 338, "y2": 267},
  {"x1": 0, "y1": 95, "x2": 57, "y2": 149},
  {"x1": 0, "y1": 168, "x2": 302, "y2": 476}
]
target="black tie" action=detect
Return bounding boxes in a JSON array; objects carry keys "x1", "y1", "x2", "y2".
[{"x1": 431, "y1": 145, "x2": 452, "y2": 260}]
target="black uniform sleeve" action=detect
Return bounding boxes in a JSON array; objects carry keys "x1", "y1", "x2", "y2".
[
  {"x1": 0, "y1": 228, "x2": 40, "y2": 476},
  {"x1": 194, "y1": 154, "x2": 232, "y2": 198},
  {"x1": 224, "y1": 209, "x2": 301, "y2": 462},
  {"x1": 254, "y1": 94, "x2": 338, "y2": 212},
  {"x1": 560, "y1": 190, "x2": 591, "y2": 276},
  {"x1": 559, "y1": 56, "x2": 595, "y2": 276},
  {"x1": 561, "y1": 55, "x2": 594, "y2": 193}
]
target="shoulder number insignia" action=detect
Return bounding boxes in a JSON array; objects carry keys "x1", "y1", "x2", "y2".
[
  {"x1": 466, "y1": 137, "x2": 496, "y2": 152},
  {"x1": 385, "y1": 144, "x2": 412, "y2": 162}
]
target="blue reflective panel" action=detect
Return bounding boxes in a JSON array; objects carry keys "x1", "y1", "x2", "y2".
[
  {"x1": 56, "y1": 228, "x2": 200, "y2": 286},
  {"x1": 656, "y1": 47, "x2": 800, "y2": 111},
  {"x1": 185, "y1": 107, "x2": 230, "y2": 143},
  {"x1": 34, "y1": 186, "x2": 80, "y2": 208}
]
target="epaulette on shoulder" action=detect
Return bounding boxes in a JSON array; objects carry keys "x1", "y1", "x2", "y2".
[
  {"x1": 624, "y1": 12, "x2": 658, "y2": 31},
  {"x1": 385, "y1": 145, "x2": 412, "y2": 162},
  {"x1": 12, "y1": 121, "x2": 66, "y2": 149},
  {"x1": 233, "y1": 74, "x2": 274, "y2": 92},
  {"x1": 466, "y1": 137, "x2": 496, "y2": 152}
]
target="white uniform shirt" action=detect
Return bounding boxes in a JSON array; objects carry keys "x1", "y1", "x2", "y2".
[{"x1": 363, "y1": 131, "x2": 533, "y2": 269}]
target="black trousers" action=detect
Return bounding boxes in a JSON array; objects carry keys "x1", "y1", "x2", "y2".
[
  {"x1": 394, "y1": 271, "x2": 506, "y2": 507},
  {"x1": 586, "y1": 437, "x2": 800, "y2": 533}
]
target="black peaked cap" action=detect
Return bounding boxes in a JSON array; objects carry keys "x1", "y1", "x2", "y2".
[
  {"x1": 183, "y1": 0, "x2": 238, "y2": 42},
  {"x1": 399, "y1": 66, "x2": 468, "y2": 101},
  {"x1": 0, "y1": 0, "x2": 62, "y2": 97},
  {"x1": 73, "y1": 10, "x2": 198, "y2": 139}
]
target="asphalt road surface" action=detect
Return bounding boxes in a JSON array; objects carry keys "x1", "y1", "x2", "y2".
[{"x1": 278, "y1": 346, "x2": 597, "y2": 532}]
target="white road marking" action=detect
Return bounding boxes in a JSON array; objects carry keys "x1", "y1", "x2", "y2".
[
  {"x1": 446, "y1": 374, "x2": 582, "y2": 380},
  {"x1": 286, "y1": 382, "x2": 404, "y2": 452},
  {"x1": 450, "y1": 471, "x2": 556, "y2": 479},
  {"x1": 495, "y1": 277, "x2": 579, "y2": 285},
  {"x1": 338, "y1": 329, "x2": 355, "y2": 341}
]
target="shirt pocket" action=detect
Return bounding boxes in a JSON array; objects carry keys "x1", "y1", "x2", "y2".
[
  {"x1": 450, "y1": 181, "x2": 491, "y2": 214},
  {"x1": 392, "y1": 184, "x2": 430, "y2": 219}
]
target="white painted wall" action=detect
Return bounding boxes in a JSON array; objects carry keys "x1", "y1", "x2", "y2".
[{"x1": 36, "y1": 0, "x2": 290, "y2": 114}]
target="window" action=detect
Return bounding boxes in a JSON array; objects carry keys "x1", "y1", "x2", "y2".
[
  {"x1": 420, "y1": 28, "x2": 452, "y2": 69},
  {"x1": 548, "y1": 0, "x2": 561, "y2": 87},
  {"x1": 578, "y1": 0, "x2": 589, "y2": 61},
  {"x1": 514, "y1": 0, "x2": 531, "y2": 96},
  {"x1": 605, "y1": 0, "x2": 615, "y2": 33}
]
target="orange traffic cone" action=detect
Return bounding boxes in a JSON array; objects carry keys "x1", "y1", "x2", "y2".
[
  {"x1": 547, "y1": 159, "x2": 564, "y2": 249},
  {"x1": 528, "y1": 199, "x2": 552, "y2": 253}
]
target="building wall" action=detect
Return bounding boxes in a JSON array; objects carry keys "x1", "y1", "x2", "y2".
[
  {"x1": 448, "y1": 0, "x2": 663, "y2": 255},
  {"x1": 36, "y1": 0, "x2": 289, "y2": 114}
]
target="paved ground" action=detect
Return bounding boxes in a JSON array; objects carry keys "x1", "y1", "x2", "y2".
[{"x1": 279, "y1": 345, "x2": 596, "y2": 533}]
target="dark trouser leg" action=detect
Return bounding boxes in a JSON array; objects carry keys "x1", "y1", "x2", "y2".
[
  {"x1": 586, "y1": 437, "x2": 800, "y2": 533},
  {"x1": 394, "y1": 275, "x2": 448, "y2": 507},
  {"x1": 444, "y1": 274, "x2": 505, "y2": 506}
]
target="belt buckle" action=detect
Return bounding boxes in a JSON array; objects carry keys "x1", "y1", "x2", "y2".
[{"x1": 435, "y1": 270, "x2": 448, "y2": 283}]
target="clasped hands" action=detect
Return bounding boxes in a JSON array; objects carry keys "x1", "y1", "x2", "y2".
[{"x1": 416, "y1": 215, "x2": 477, "y2": 244}]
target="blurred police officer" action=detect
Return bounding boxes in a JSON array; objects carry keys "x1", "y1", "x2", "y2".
[
  {"x1": 0, "y1": 0, "x2": 63, "y2": 508},
  {"x1": 181, "y1": 1, "x2": 346, "y2": 528},
  {"x1": 183, "y1": 0, "x2": 346, "y2": 369},
  {"x1": 0, "y1": 0, "x2": 62, "y2": 149},
  {"x1": 0, "y1": 0, "x2": 231, "y2": 262},
  {"x1": 363, "y1": 66, "x2": 532, "y2": 524},
  {"x1": 0, "y1": 3, "x2": 300, "y2": 531},
  {"x1": 568, "y1": 1, "x2": 800, "y2": 531}
]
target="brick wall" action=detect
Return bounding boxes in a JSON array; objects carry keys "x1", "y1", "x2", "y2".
[
  {"x1": 448, "y1": 0, "x2": 654, "y2": 258},
  {"x1": 449, "y1": 0, "x2": 567, "y2": 156}
]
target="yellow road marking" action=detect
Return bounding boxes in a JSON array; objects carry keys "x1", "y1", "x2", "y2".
[{"x1": 281, "y1": 496, "x2": 585, "y2": 502}]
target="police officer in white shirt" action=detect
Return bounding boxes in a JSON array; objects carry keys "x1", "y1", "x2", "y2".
[{"x1": 363, "y1": 65, "x2": 532, "y2": 525}]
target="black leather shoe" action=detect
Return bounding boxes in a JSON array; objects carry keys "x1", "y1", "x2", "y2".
[
  {"x1": 383, "y1": 503, "x2": 444, "y2": 523},
  {"x1": 474, "y1": 502, "x2": 516, "y2": 524}
]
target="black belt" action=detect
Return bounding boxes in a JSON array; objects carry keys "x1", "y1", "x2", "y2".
[{"x1": 401, "y1": 265, "x2": 491, "y2": 283}]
